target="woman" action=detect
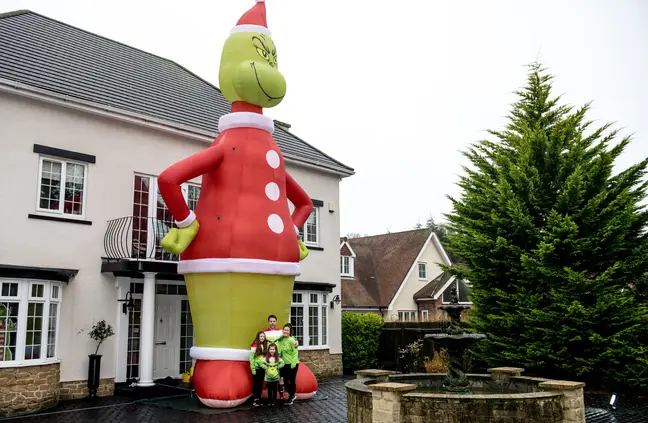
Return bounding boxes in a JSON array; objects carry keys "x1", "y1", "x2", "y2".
[
  {"x1": 277, "y1": 323, "x2": 299, "y2": 405},
  {"x1": 249, "y1": 331, "x2": 267, "y2": 406}
]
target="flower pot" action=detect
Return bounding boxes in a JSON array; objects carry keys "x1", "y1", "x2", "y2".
[{"x1": 87, "y1": 354, "x2": 102, "y2": 398}]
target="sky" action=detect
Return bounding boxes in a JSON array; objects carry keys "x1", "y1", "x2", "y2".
[{"x1": 2, "y1": 0, "x2": 647, "y2": 236}]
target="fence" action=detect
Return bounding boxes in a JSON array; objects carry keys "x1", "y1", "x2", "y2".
[{"x1": 377, "y1": 322, "x2": 453, "y2": 370}]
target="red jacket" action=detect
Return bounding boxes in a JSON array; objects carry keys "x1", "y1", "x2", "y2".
[{"x1": 158, "y1": 102, "x2": 313, "y2": 275}]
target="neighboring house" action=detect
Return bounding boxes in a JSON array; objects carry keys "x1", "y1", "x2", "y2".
[
  {"x1": 0, "y1": 10, "x2": 353, "y2": 415},
  {"x1": 340, "y1": 228, "x2": 472, "y2": 321}
]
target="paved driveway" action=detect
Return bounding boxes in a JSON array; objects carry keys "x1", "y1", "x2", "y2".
[{"x1": 3, "y1": 377, "x2": 646, "y2": 423}]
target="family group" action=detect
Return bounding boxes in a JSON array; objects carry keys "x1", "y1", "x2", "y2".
[{"x1": 249, "y1": 315, "x2": 301, "y2": 407}]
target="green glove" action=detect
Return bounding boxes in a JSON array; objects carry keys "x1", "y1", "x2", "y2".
[
  {"x1": 298, "y1": 239, "x2": 309, "y2": 261},
  {"x1": 161, "y1": 219, "x2": 200, "y2": 254}
]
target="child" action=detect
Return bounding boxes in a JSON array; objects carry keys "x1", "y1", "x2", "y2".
[
  {"x1": 277, "y1": 323, "x2": 299, "y2": 405},
  {"x1": 260, "y1": 342, "x2": 284, "y2": 407},
  {"x1": 249, "y1": 331, "x2": 267, "y2": 407}
]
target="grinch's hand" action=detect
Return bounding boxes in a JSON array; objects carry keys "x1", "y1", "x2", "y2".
[
  {"x1": 161, "y1": 220, "x2": 200, "y2": 254},
  {"x1": 298, "y1": 239, "x2": 309, "y2": 261}
]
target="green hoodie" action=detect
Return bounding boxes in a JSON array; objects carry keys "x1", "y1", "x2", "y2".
[
  {"x1": 260, "y1": 356, "x2": 285, "y2": 382},
  {"x1": 249, "y1": 351, "x2": 265, "y2": 375},
  {"x1": 277, "y1": 336, "x2": 299, "y2": 368}
]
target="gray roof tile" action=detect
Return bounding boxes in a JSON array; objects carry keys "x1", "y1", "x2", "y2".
[{"x1": 0, "y1": 10, "x2": 354, "y2": 176}]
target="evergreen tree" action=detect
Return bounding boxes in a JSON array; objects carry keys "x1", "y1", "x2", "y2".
[{"x1": 445, "y1": 63, "x2": 648, "y2": 391}]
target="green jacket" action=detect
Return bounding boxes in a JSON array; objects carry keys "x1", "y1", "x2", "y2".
[
  {"x1": 249, "y1": 351, "x2": 265, "y2": 375},
  {"x1": 260, "y1": 356, "x2": 285, "y2": 382},
  {"x1": 276, "y1": 336, "x2": 299, "y2": 368}
]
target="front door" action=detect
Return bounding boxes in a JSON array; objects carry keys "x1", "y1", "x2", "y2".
[{"x1": 153, "y1": 296, "x2": 179, "y2": 379}]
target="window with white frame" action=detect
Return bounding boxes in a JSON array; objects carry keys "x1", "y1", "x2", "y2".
[
  {"x1": 299, "y1": 208, "x2": 319, "y2": 246},
  {"x1": 132, "y1": 174, "x2": 201, "y2": 260},
  {"x1": 398, "y1": 310, "x2": 417, "y2": 322},
  {"x1": 421, "y1": 310, "x2": 429, "y2": 321},
  {"x1": 290, "y1": 291, "x2": 328, "y2": 348},
  {"x1": 37, "y1": 158, "x2": 87, "y2": 217},
  {"x1": 340, "y1": 256, "x2": 354, "y2": 278},
  {"x1": 442, "y1": 279, "x2": 472, "y2": 304},
  {"x1": 418, "y1": 262, "x2": 428, "y2": 280},
  {"x1": 0, "y1": 279, "x2": 62, "y2": 363}
]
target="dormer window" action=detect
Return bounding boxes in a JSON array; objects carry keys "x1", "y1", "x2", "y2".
[{"x1": 341, "y1": 256, "x2": 354, "y2": 278}]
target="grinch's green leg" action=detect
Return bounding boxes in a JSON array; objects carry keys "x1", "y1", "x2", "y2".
[{"x1": 184, "y1": 273, "x2": 294, "y2": 351}]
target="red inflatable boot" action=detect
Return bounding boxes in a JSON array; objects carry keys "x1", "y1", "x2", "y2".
[{"x1": 192, "y1": 359, "x2": 253, "y2": 408}]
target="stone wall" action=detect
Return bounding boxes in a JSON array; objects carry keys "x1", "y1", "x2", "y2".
[
  {"x1": 347, "y1": 383, "x2": 373, "y2": 423},
  {"x1": 299, "y1": 349, "x2": 342, "y2": 378},
  {"x1": 59, "y1": 378, "x2": 115, "y2": 400},
  {"x1": 0, "y1": 362, "x2": 60, "y2": 417}
]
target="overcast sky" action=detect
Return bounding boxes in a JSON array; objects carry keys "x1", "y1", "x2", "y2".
[{"x1": 3, "y1": 0, "x2": 647, "y2": 236}]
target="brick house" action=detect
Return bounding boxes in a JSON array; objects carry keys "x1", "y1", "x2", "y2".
[
  {"x1": 340, "y1": 228, "x2": 472, "y2": 321},
  {"x1": 0, "y1": 10, "x2": 353, "y2": 417}
]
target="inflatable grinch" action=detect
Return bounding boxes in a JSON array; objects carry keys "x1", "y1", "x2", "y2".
[{"x1": 157, "y1": 0, "x2": 318, "y2": 408}]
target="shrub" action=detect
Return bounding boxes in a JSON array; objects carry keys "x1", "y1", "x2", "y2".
[
  {"x1": 425, "y1": 349, "x2": 449, "y2": 373},
  {"x1": 341, "y1": 312, "x2": 384, "y2": 373},
  {"x1": 398, "y1": 339, "x2": 429, "y2": 373}
]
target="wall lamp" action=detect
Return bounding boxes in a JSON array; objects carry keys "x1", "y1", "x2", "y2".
[
  {"x1": 330, "y1": 294, "x2": 341, "y2": 309},
  {"x1": 118, "y1": 291, "x2": 136, "y2": 315}
]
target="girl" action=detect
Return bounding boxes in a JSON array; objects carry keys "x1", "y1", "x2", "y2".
[
  {"x1": 277, "y1": 323, "x2": 299, "y2": 405},
  {"x1": 260, "y1": 342, "x2": 284, "y2": 406},
  {"x1": 249, "y1": 331, "x2": 267, "y2": 407}
]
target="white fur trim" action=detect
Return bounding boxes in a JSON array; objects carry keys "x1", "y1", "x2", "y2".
[
  {"x1": 176, "y1": 210, "x2": 196, "y2": 228},
  {"x1": 190, "y1": 347, "x2": 251, "y2": 361},
  {"x1": 296, "y1": 391, "x2": 316, "y2": 400},
  {"x1": 178, "y1": 258, "x2": 300, "y2": 275},
  {"x1": 218, "y1": 112, "x2": 274, "y2": 134},
  {"x1": 264, "y1": 329, "x2": 284, "y2": 340},
  {"x1": 230, "y1": 24, "x2": 272, "y2": 38},
  {"x1": 197, "y1": 394, "x2": 251, "y2": 409}
]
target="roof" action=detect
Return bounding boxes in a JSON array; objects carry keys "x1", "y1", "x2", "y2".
[
  {"x1": 341, "y1": 228, "x2": 434, "y2": 308},
  {"x1": 0, "y1": 10, "x2": 354, "y2": 176},
  {"x1": 413, "y1": 271, "x2": 453, "y2": 300}
]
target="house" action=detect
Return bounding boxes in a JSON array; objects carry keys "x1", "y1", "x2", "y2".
[
  {"x1": 0, "y1": 10, "x2": 354, "y2": 416},
  {"x1": 340, "y1": 228, "x2": 472, "y2": 321}
]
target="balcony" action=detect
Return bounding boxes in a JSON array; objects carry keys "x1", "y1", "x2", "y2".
[{"x1": 101, "y1": 216, "x2": 181, "y2": 276}]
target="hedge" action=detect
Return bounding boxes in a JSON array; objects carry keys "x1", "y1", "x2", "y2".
[{"x1": 341, "y1": 312, "x2": 384, "y2": 373}]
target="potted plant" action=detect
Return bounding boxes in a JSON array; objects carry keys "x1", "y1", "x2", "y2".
[{"x1": 81, "y1": 320, "x2": 115, "y2": 398}]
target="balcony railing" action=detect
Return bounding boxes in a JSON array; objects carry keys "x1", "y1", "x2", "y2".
[{"x1": 104, "y1": 216, "x2": 179, "y2": 262}]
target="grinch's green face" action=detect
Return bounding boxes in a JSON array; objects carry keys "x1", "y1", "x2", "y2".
[{"x1": 219, "y1": 32, "x2": 286, "y2": 108}]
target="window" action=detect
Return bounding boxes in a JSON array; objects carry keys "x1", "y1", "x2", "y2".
[
  {"x1": 341, "y1": 256, "x2": 354, "y2": 278},
  {"x1": 132, "y1": 174, "x2": 201, "y2": 261},
  {"x1": 421, "y1": 310, "x2": 429, "y2": 321},
  {"x1": 290, "y1": 291, "x2": 328, "y2": 348},
  {"x1": 398, "y1": 311, "x2": 417, "y2": 322},
  {"x1": 418, "y1": 262, "x2": 428, "y2": 280},
  {"x1": 0, "y1": 279, "x2": 62, "y2": 364},
  {"x1": 179, "y1": 300, "x2": 194, "y2": 374},
  {"x1": 442, "y1": 279, "x2": 472, "y2": 304},
  {"x1": 299, "y1": 208, "x2": 319, "y2": 246},
  {"x1": 37, "y1": 158, "x2": 87, "y2": 217}
]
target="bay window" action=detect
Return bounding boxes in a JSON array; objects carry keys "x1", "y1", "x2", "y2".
[
  {"x1": 290, "y1": 291, "x2": 328, "y2": 348},
  {"x1": 0, "y1": 279, "x2": 62, "y2": 365}
]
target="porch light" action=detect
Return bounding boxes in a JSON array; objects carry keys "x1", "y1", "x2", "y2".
[
  {"x1": 118, "y1": 291, "x2": 136, "y2": 315},
  {"x1": 330, "y1": 294, "x2": 341, "y2": 309}
]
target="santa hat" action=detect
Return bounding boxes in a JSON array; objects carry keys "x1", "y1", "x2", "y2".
[{"x1": 231, "y1": 0, "x2": 271, "y2": 38}]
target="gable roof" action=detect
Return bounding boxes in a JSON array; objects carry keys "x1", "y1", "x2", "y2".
[
  {"x1": 340, "y1": 238, "x2": 356, "y2": 257},
  {"x1": 341, "y1": 228, "x2": 435, "y2": 308},
  {"x1": 413, "y1": 272, "x2": 453, "y2": 300},
  {"x1": 0, "y1": 10, "x2": 354, "y2": 177}
]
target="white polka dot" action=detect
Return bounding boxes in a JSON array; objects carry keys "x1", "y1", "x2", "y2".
[
  {"x1": 265, "y1": 182, "x2": 280, "y2": 201},
  {"x1": 266, "y1": 150, "x2": 280, "y2": 169},
  {"x1": 267, "y1": 214, "x2": 284, "y2": 234}
]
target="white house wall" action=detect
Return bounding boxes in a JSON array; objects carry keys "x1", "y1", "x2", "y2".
[
  {"x1": 0, "y1": 91, "x2": 343, "y2": 380},
  {"x1": 388, "y1": 240, "x2": 446, "y2": 318}
]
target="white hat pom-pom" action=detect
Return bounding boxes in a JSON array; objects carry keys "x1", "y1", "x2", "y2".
[{"x1": 256, "y1": 0, "x2": 265, "y2": 3}]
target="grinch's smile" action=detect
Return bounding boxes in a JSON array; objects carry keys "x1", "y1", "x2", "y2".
[{"x1": 251, "y1": 62, "x2": 285, "y2": 101}]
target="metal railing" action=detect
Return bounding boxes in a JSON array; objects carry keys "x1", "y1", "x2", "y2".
[{"x1": 104, "y1": 216, "x2": 179, "y2": 262}]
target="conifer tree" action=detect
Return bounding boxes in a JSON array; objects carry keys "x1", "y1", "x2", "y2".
[{"x1": 446, "y1": 63, "x2": 648, "y2": 390}]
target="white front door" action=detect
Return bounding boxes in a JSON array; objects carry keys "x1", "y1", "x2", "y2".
[{"x1": 153, "y1": 296, "x2": 180, "y2": 379}]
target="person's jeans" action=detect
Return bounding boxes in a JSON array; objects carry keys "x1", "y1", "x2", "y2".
[
  {"x1": 252, "y1": 369, "x2": 265, "y2": 399},
  {"x1": 281, "y1": 364, "x2": 299, "y2": 398}
]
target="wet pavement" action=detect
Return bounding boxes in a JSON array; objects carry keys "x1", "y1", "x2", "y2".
[{"x1": 1, "y1": 377, "x2": 646, "y2": 423}]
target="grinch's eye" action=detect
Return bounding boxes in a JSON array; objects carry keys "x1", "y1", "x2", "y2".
[{"x1": 256, "y1": 47, "x2": 269, "y2": 60}]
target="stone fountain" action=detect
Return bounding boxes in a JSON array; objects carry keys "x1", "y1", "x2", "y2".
[{"x1": 425, "y1": 285, "x2": 486, "y2": 393}]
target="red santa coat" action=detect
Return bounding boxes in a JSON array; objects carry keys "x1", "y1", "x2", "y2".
[{"x1": 158, "y1": 103, "x2": 313, "y2": 276}]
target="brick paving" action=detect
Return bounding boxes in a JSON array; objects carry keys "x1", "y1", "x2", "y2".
[{"x1": 2, "y1": 377, "x2": 646, "y2": 423}]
